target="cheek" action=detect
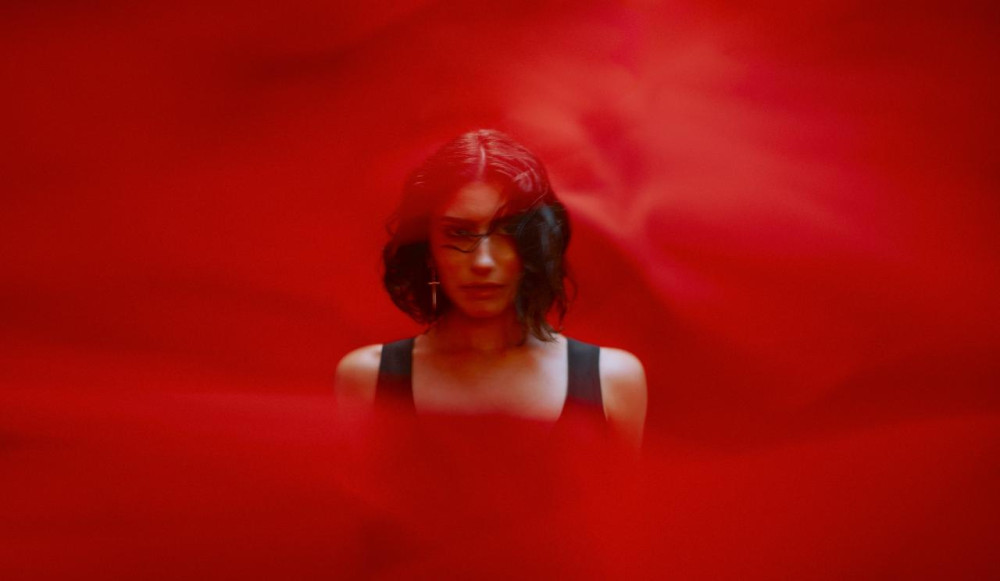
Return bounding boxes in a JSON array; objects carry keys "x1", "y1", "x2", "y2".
[
  {"x1": 428, "y1": 240, "x2": 463, "y2": 283},
  {"x1": 428, "y1": 233, "x2": 450, "y2": 261},
  {"x1": 496, "y1": 240, "x2": 523, "y2": 275}
]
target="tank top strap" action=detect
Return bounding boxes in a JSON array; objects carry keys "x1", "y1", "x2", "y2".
[
  {"x1": 374, "y1": 336, "x2": 604, "y2": 417},
  {"x1": 565, "y1": 338, "x2": 602, "y2": 408},
  {"x1": 375, "y1": 337, "x2": 415, "y2": 409}
]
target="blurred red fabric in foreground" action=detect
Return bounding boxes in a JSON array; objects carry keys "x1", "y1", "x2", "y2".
[{"x1": 2, "y1": 0, "x2": 998, "y2": 578}]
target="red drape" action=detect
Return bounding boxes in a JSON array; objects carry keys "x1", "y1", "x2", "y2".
[{"x1": 2, "y1": 1, "x2": 998, "y2": 577}]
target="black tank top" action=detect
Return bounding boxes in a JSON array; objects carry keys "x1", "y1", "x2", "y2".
[{"x1": 374, "y1": 337, "x2": 603, "y2": 418}]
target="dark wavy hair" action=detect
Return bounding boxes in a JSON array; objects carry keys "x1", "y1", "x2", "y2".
[{"x1": 383, "y1": 129, "x2": 573, "y2": 341}]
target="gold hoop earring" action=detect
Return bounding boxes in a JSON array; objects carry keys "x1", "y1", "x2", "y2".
[{"x1": 428, "y1": 267, "x2": 440, "y2": 314}]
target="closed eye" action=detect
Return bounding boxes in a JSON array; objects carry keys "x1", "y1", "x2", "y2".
[
  {"x1": 444, "y1": 228, "x2": 479, "y2": 239},
  {"x1": 495, "y1": 221, "x2": 520, "y2": 236}
]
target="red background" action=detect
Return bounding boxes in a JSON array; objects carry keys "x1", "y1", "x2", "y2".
[{"x1": 2, "y1": 1, "x2": 998, "y2": 577}]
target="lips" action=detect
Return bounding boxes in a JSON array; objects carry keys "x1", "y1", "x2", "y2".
[{"x1": 461, "y1": 283, "x2": 505, "y2": 297}]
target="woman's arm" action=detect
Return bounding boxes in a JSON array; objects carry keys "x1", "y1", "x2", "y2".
[{"x1": 599, "y1": 348, "x2": 648, "y2": 448}]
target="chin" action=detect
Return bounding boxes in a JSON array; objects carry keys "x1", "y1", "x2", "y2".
[
  {"x1": 453, "y1": 301, "x2": 511, "y2": 320},
  {"x1": 460, "y1": 308, "x2": 507, "y2": 319}
]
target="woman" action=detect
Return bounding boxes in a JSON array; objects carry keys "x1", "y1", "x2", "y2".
[{"x1": 335, "y1": 129, "x2": 646, "y2": 446}]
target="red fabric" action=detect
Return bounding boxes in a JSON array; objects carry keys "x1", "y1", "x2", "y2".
[{"x1": 2, "y1": 1, "x2": 998, "y2": 577}]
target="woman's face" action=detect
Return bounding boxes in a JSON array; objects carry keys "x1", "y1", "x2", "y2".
[{"x1": 429, "y1": 181, "x2": 523, "y2": 319}]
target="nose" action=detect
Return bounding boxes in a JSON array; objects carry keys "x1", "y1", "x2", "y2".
[{"x1": 470, "y1": 234, "x2": 496, "y2": 273}]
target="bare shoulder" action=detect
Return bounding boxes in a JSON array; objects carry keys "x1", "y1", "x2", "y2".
[
  {"x1": 600, "y1": 347, "x2": 645, "y2": 380},
  {"x1": 599, "y1": 347, "x2": 648, "y2": 447},
  {"x1": 334, "y1": 344, "x2": 382, "y2": 402}
]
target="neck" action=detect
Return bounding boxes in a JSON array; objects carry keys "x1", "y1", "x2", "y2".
[{"x1": 429, "y1": 309, "x2": 528, "y2": 355}]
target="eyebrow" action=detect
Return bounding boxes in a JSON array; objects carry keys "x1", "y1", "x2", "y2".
[{"x1": 438, "y1": 216, "x2": 479, "y2": 226}]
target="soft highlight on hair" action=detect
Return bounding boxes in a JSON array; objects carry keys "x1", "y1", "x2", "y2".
[{"x1": 382, "y1": 129, "x2": 573, "y2": 341}]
